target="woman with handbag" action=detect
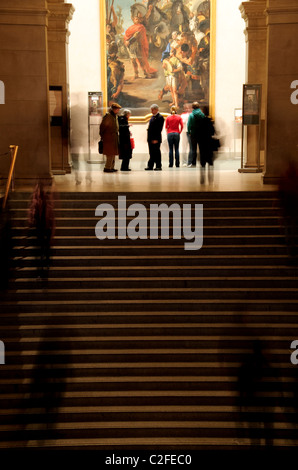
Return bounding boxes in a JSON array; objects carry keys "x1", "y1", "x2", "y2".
[{"x1": 118, "y1": 109, "x2": 133, "y2": 171}]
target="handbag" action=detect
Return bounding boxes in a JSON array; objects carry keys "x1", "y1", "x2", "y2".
[
  {"x1": 130, "y1": 137, "x2": 135, "y2": 150},
  {"x1": 98, "y1": 140, "x2": 103, "y2": 154}
]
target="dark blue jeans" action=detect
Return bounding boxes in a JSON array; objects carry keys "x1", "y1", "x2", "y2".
[{"x1": 167, "y1": 132, "x2": 180, "y2": 167}]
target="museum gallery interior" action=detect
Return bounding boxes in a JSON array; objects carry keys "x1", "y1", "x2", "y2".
[{"x1": 0, "y1": 0, "x2": 298, "y2": 450}]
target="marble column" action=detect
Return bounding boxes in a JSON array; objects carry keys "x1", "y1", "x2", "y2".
[
  {"x1": 0, "y1": 0, "x2": 51, "y2": 184},
  {"x1": 263, "y1": 0, "x2": 298, "y2": 183},
  {"x1": 239, "y1": 0, "x2": 267, "y2": 169},
  {"x1": 47, "y1": 0, "x2": 74, "y2": 174}
]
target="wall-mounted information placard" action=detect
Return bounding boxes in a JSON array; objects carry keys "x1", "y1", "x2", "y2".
[
  {"x1": 239, "y1": 84, "x2": 262, "y2": 172},
  {"x1": 242, "y1": 84, "x2": 261, "y2": 125}
]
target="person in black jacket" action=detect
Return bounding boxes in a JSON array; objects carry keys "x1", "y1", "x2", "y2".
[
  {"x1": 145, "y1": 104, "x2": 165, "y2": 170},
  {"x1": 118, "y1": 109, "x2": 132, "y2": 171}
]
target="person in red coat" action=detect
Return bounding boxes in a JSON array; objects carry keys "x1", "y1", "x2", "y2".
[{"x1": 124, "y1": 12, "x2": 157, "y2": 80}]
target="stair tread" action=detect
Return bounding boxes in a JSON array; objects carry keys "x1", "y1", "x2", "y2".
[
  {"x1": 13, "y1": 242, "x2": 286, "y2": 248},
  {"x1": 13, "y1": 254, "x2": 288, "y2": 259},
  {"x1": 14, "y1": 223, "x2": 281, "y2": 227},
  {"x1": 3, "y1": 347, "x2": 291, "y2": 355},
  {"x1": 0, "y1": 421, "x2": 293, "y2": 431},
  {"x1": 1, "y1": 318, "x2": 298, "y2": 328},
  {"x1": 0, "y1": 391, "x2": 291, "y2": 399},
  {"x1": 11, "y1": 276, "x2": 298, "y2": 282},
  {"x1": 1, "y1": 323, "x2": 297, "y2": 330},
  {"x1": 0, "y1": 405, "x2": 291, "y2": 414},
  {"x1": 8, "y1": 286, "x2": 298, "y2": 291},
  {"x1": 2, "y1": 333, "x2": 296, "y2": 340},
  {"x1": 1, "y1": 361, "x2": 295, "y2": 369},
  {"x1": 2, "y1": 310, "x2": 294, "y2": 316},
  {"x1": 3, "y1": 298, "x2": 298, "y2": 304},
  {"x1": 0, "y1": 376, "x2": 282, "y2": 384},
  {"x1": 0, "y1": 438, "x2": 295, "y2": 448},
  {"x1": 13, "y1": 265, "x2": 296, "y2": 270}
]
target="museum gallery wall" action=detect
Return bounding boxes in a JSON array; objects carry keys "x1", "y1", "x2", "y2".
[{"x1": 68, "y1": 0, "x2": 245, "y2": 156}]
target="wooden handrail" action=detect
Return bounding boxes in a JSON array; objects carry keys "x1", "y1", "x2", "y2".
[{"x1": 2, "y1": 145, "x2": 18, "y2": 209}]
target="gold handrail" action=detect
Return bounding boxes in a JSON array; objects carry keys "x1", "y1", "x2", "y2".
[{"x1": 2, "y1": 145, "x2": 18, "y2": 210}]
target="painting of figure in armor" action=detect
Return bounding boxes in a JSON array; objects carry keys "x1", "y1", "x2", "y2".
[{"x1": 104, "y1": 0, "x2": 213, "y2": 117}]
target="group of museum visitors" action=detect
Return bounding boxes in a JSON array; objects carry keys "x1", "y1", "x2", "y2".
[{"x1": 99, "y1": 101, "x2": 217, "y2": 176}]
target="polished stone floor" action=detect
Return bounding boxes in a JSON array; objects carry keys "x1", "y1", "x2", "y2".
[
  {"x1": 5, "y1": 154, "x2": 278, "y2": 195},
  {"x1": 51, "y1": 154, "x2": 277, "y2": 193}
]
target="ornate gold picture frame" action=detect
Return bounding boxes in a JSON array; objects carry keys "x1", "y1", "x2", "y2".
[{"x1": 100, "y1": 0, "x2": 216, "y2": 122}]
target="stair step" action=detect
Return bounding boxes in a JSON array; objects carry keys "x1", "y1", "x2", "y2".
[
  {"x1": 3, "y1": 288, "x2": 298, "y2": 303},
  {"x1": 12, "y1": 254, "x2": 290, "y2": 267},
  {"x1": 12, "y1": 219, "x2": 282, "y2": 232},
  {"x1": 0, "y1": 420, "x2": 294, "y2": 431},
  {"x1": 0, "y1": 437, "x2": 295, "y2": 450},
  {"x1": 8, "y1": 279, "x2": 298, "y2": 292},
  {"x1": 3, "y1": 390, "x2": 290, "y2": 399},
  {"x1": 2, "y1": 299, "x2": 298, "y2": 314},
  {"x1": 0, "y1": 309, "x2": 295, "y2": 317}
]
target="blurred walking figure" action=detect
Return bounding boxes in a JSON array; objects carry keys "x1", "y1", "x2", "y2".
[
  {"x1": 237, "y1": 339, "x2": 275, "y2": 447},
  {"x1": 165, "y1": 106, "x2": 183, "y2": 167},
  {"x1": 0, "y1": 204, "x2": 13, "y2": 290},
  {"x1": 278, "y1": 160, "x2": 298, "y2": 263},
  {"x1": 187, "y1": 102, "x2": 215, "y2": 183},
  {"x1": 180, "y1": 103, "x2": 192, "y2": 166},
  {"x1": 28, "y1": 181, "x2": 55, "y2": 278}
]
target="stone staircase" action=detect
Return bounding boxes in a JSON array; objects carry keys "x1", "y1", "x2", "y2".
[{"x1": 0, "y1": 190, "x2": 298, "y2": 449}]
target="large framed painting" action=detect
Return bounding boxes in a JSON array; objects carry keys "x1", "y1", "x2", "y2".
[{"x1": 100, "y1": 0, "x2": 216, "y2": 121}]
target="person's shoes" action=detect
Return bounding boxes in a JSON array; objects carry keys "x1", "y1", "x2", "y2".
[
  {"x1": 111, "y1": 169, "x2": 118, "y2": 172},
  {"x1": 154, "y1": 168, "x2": 162, "y2": 171},
  {"x1": 104, "y1": 168, "x2": 113, "y2": 172},
  {"x1": 176, "y1": 164, "x2": 180, "y2": 167},
  {"x1": 169, "y1": 165, "x2": 173, "y2": 168},
  {"x1": 182, "y1": 163, "x2": 187, "y2": 167},
  {"x1": 145, "y1": 167, "x2": 153, "y2": 170},
  {"x1": 187, "y1": 164, "x2": 193, "y2": 168}
]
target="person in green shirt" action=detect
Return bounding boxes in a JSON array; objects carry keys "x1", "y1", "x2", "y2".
[{"x1": 187, "y1": 102, "x2": 215, "y2": 182}]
